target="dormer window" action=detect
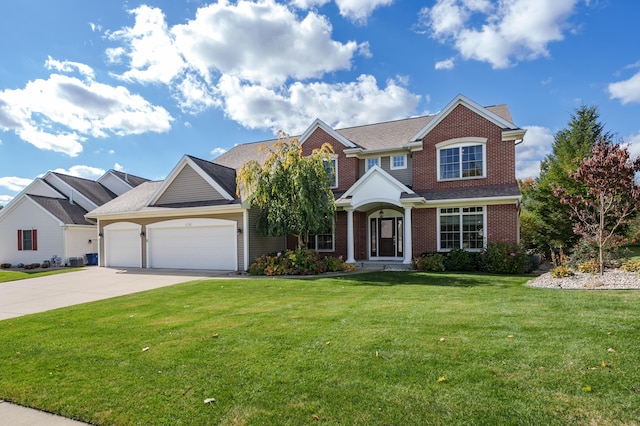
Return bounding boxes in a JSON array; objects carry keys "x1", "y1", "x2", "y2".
[{"x1": 436, "y1": 138, "x2": 487, "y2": 181}]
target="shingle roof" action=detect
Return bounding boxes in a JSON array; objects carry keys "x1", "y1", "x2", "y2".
[
  {"x1": 109, "y1": 170, "x2": 150, "y2": 188},
  {"x1": 187, "y1": 155, "x2": 237, "y2": 198},
  {"x1": 214, "y1": 104, "x2": 516, "y2": 169},
  {"x1": 86, "y1": 181, "x2": 163, "y2": 216},
  {"x1": 417, "y1": 184, "x2": 521, "y2": 201},
  {"x1": 28, "y1": 195, "x2": 92, "y2": 225},
  {"x1": 52, "y1": 173, "x2": 118, "y2": 206}
]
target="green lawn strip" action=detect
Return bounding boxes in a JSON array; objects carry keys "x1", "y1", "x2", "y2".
[
  {"x1": 0, "y1": 272, "x2": 638, "y2": 425},
  {"x1": 0, "y1": 268, "x2": 82, "y2": 283}
]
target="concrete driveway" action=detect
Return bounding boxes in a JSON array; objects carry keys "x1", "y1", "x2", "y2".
[{"x1": 0, "y1": 267, "x2": 231, "y2": 320}]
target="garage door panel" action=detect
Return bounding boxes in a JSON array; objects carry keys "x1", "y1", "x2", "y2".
[
  {"x1": 147, "y1": 221, "x2": 236, "y2": 270},
  {"x1": 105, "y1": 226, "x2": 141, "y2": 268}
]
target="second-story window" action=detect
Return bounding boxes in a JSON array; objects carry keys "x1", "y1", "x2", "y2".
[
  {"x1": 366, "y1": 157, "x2": 380, "y2": 171},
  {"x1": 438, "y1": 143, "x2": 485, "y2": 180},
  {"x1": 391, "y1": 154, "x2": 407, "y2": 170},
  {"x1": 324, "y1": 158, "x2": 338, "y2": 188}
]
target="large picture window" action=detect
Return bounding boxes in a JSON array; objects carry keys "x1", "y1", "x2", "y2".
[
  {"x1": 438, "y1": 144, "x2": 485, "y2": 180},
  {"x1": 438, "y1": 207, "x2": 484, "y2": 251}
]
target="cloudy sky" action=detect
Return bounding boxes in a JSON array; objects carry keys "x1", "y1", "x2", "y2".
[{"x1": 1, "y1": 0, "x2": 639, "y2": 205}]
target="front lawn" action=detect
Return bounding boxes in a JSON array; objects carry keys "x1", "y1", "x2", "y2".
[
  {"x1": 0, "y1": 272, "x2": 638, "y2": 425},
  {"x1": 0, "y1": 268, "x2": 82, "y2": 283}
]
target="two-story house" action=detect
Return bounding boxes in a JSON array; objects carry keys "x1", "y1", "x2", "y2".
[{"x1": 87, "y1": 94, "x2": 525, "y2": 271}]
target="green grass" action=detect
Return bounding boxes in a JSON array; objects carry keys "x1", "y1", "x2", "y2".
[
  {"x1": 1, "y1": 272, "x2": 639, "y2": 425},
  {"x1": 0, "y1": 268, "x2": 82, "y2": 283}
]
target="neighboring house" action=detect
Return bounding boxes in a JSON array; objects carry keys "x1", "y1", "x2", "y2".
[
  {"x1": 86, "y1": 94, "x2": 525, "y2": 271},
  {"x1": 0, "y1": 170, "x2": 148, "y2": 266}
]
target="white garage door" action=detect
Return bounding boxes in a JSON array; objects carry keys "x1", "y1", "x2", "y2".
[
  {"x1": 104, "y1": 223, "x2": 141, "y2": 268},
  {"x1": 147, "y1": 218, "x2": 237, "y2": 270}
]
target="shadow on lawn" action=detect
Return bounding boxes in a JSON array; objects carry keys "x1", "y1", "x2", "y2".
[{"x1": 330, "y1": 271, "x2": 526, "y2": 288}]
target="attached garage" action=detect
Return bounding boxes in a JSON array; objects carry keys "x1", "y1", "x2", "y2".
[
  {"x1": 104, "y1": 222, "x2": 142, "y2": 268},
  {"x1": 146, "y1": 218, "x2": 237, "y2": 270}
]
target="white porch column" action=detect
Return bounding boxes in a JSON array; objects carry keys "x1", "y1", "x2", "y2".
[
  {"x1": 346, "y1": 207, "x2": 355, "y2": 264},
  {"x1": 403, "y1": 206, "x2": 413, "y2": 264}
]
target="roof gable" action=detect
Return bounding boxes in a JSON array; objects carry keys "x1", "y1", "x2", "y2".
[
  {"x1": 299, "y1": 118, "x2": 357, "y2": 148},
  {"x1": 28, "y1": 195, "x2": 92, "y2": 225},
  {"x1": 148, "y1": 155, "x2": 235, "y2": 206},
  {"x1": 410, "y1": 94, "x2": 520, "y2": 142},
  {"x1": 340, "y1": 165, "x2": 417, "y2": 209}
]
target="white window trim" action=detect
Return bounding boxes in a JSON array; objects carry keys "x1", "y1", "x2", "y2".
[
  {"x1": 365, "y1": 157, "x2": 381, "y2": 171},
  {"x1": 390, "y1": 154, "x2": 407, "y2": 170},
  {"x1": 436, "y1": 206, "x2": 487, "y2": 252},
  {"x1": 309, "y1": 221, "x2": 335, "y2": 252},
  {"x1": 327, "y1": 156, "x2": 338, "y2": 189},
  {"x1": 436, "y1": 138, "x2": 487, "y2": 182}
]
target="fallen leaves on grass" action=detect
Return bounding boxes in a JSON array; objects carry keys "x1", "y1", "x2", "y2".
[
  {"x1": 204, "y1": 398, "x2": 216, "y2": 404},
  {"x1": 142, "y1": 347, "x2": 150, "y2": 352},
  {"x1": 582, "y1": 385, "x2": 592, "y2": 392},
  {"x1": 437, "y1": 376, "x2": 446, "y2": 382}
]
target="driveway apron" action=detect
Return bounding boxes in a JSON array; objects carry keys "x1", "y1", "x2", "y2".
[{"x1": 0, "y1": 267, "x2": 229, "y2": 320}]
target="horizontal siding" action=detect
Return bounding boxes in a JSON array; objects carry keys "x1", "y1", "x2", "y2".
[
  {"x1": 155, "y1": 166, "x2": 225, "y2": 205},
  {"x1": 247, "y1": 208, "x2": 286, "y2": 265}
]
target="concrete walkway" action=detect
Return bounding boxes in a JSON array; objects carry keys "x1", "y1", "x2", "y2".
[{"x1": 0, "y1": 266, "x2": 231, "y2": 425}]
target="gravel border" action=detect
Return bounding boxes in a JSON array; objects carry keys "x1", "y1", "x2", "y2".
[{"x1": 527, "y1": 269, "x2": 640, "y2": 290}]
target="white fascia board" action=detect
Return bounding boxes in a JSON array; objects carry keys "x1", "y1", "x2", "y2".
[
  {"x1": 0, "y1": 177, "x2": 64, "y2": 219},
  {"x1": 410, "y1": 94, "x2": 518, "y2": 142},
  {"x1": 45, "y1": 173, "x2": 99, "y2": 211},
  {"x1": 421, "y1": 195, "x2": 521, "y2": 208},
  {"x1": 88, "y1": 203, "x2": 246, "y2": 221},
  {"x1": 341, "y1": 164, "x2": 415, "y2": 199},
  {"x1": 502, "y1": 129, "x2": 527, "y2": 141},
  {"x1": 299, "y1": 118, "x2": 356, "y2": 148},
  {"x1": 27, "y1": 196, "x2": 66, "y2": 226},
  {"x1": 146, "y1": 156, "x2": 234, "y2": 206}
]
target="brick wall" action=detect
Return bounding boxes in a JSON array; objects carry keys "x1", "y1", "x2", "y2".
[
  {"x1": 487, "y1": 204, "x2": 519, "y2": 243},
  {"x1": 411, "y1": 208, "x2": 438, "y2": 255},
  {"x1": 413, "y1": 104, "x2": 517, "y2": 191}
]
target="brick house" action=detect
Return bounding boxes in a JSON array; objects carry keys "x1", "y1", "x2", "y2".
[{"x1": 87, "y1": 94, "x2": 525, "y2": 270}]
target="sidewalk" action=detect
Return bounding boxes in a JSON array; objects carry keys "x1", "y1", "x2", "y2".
[{"x1": 0, "y1": 400, "x2": 90, "y2": 425}]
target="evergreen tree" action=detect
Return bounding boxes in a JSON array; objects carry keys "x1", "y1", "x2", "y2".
[{"x1": 526, "y1": 105, "x2": 611, "y2": 253}]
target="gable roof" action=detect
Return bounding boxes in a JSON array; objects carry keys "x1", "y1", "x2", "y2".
[
  {"x1": 107, "y1": 170, "x2": 149, "y2": 188},
  {"x1": 28, "y1": 195, "x2": 92, "y2": 225},
  {"x1": 51, "y1": 172, "x2": 118, "y2": 206},
  {"x1": 214, "y1": 95, "x2": 521, "y2": 169},
  {"x1": 147, "y1": 155, "x2": 236, "y2": 206}
]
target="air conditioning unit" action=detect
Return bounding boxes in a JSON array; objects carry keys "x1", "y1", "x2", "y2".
[{"x1": 69, "y1": 257, "x2": 85, "y2": 267}]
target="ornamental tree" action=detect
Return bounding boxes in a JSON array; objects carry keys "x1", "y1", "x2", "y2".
[
  {"x1": 555, "y1": 140, "x2": 640, "y2": 275},
  {"x1": 236, "y1": 132, "x2": 336, "y2": 248}
]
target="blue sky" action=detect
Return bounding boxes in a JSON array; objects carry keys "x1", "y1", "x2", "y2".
[{"x1": 1, "y1": 0, "x2": 640, "y2": 205}]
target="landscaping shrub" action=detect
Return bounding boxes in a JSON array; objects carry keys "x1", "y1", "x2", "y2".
[
  {"x1": 621, "y1": 259, "x2": 640, "y2": 272},
  {"x1": 413, "y1": 253, "x2": 445, "y2": 272},
  {"x1": 0, "y1": 263, "x2": 10, "y2": 269},
  {"x1": 550, "y1": 265, "x2": 574, "y2": 278},
  {"x1": 443, "y1": 247, "x2": 480, "y2": 272},
  {"x1": 481, "y1": 240, "x2": 527, "y2": 274},
  {"x1": 577, "y1": 260, "x2": 601, "y2": 274},
  {"x1": 569, "y1": 237, "x2": 628, "y2": 268},
  {"x1": 248, "y1": 249, "x2": 355, "y2": 276}
]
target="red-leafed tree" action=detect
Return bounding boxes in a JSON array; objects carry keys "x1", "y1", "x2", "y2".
[{"x1": 555, "y1": 140, "x2": 640, "y2": 275}]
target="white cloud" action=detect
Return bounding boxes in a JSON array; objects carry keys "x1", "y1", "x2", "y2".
[
  {"x1": 516, "y1": 125, "x2": 554, "y2": 179},
  {"x1": 211, "y1": 147, "x2": 227, "y2": 158},
  {"x1": 51, "y1": 165, "x2": 106, "y2": 180},
  {"x1": 45, "y1": 56, "x2": 95, "y2": 79},
  {"x1": 103, "y1": 2, "x2": 421, "y2": 135},
  {"x1": 0, "y1": 176, "x2": 33, "y2": 192},
  {"x1": 0, "y1": 64, "x2": 173, "y2": 156},
  {"x1": 624, "y1": 132, "x2": 640, "y2": 160},
  {"x1": 418, "y1": 0, "x2": 579, "y2": 69},
  {"x1": 0, "y1": 194, "x2": 13, "y2": 205},
  {"x1": 114, "y1": 163, "x2": 124, "y2": 171},
  {"x1": 218, "y1": 74, "x2": 420, "y2": 133},
  {"x1": 435, "y1": 57, "x2": 455, "y2": 70},
  {"x1": 289, "y1": 0, "x2": 394, "y2": 23},
  {"x1": 608, "y1": 72, "x2": 640, "y2": 104}
]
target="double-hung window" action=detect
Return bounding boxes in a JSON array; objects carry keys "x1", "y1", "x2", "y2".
[
  {"x1": 437, "y1": 139, "x2": 486, "y2": 180},
  {"x1": 18, "y1": 229, "x2": 38, "y2": 251},
  {"x1": 390, "y1": 154, "x2": 407, "y2": 170},
  {"x1": 324, "y1": 157, "x2": 338, "y2": 188},
  {"x1": 438, "y1": 207, "x2": 484, "y2": 251},
  {"x1": 308, "y1": 225, "x2": 335, "y2": 252}
]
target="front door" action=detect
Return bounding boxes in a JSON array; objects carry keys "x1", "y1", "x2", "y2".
[{"x1": 370, "y1": 214, "x2": 403, "y2": 258}]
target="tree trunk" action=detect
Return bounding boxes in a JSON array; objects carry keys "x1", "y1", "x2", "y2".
[{"x1": 599, "y1": 196, "x2": 605, "y2": 277}]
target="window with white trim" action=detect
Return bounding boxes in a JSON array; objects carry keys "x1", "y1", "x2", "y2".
[
  {"x1": 366, "y1": 157, "x2": 380, "y2": 171},
  {"x1": 390, "y1": 154, "x2": 407, "y2": 170},
  {"x1": 438, "y1": 144, "x2": 485, "y2": 180},
  {"x1": 324, "y1": 157, "x2": 338, "y2": 188},
  {"x1": 438, "y1": 207, "x2": 484, "y2": 251},
  {"x1": 18, "y1": 229, "x2": 38, "y2": 251}
]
